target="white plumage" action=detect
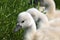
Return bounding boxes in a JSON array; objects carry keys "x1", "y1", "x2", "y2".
[
  {"x1": 39, "y1": 0, "x2": 60, "y2": 28},
  {"x1": 13, "y1": 1, "x2": 60, "y2": 39},
  {"x1": 41, "y1": 0, "x2": 60, "y2": 20},
  {"x1": 14, "y1": 12, "x2": 36, "y2": 40},
  {"x1": 14, "y1": 11, "x2": 60, "y2": 40},
  {"x1": 26, "y1": 8, "x2": 49, "y2": 29}
]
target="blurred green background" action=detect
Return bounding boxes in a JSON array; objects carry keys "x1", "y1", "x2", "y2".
[{"x1": 0, "y1": 0, "x2": 60, "y2": 40}]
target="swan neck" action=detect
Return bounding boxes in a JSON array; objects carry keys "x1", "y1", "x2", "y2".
[
  {"x1": 47, "y1": 0, "x2": 56, "y2": 13},
  {"x1": 38, "y1": 14, "x2": 49, "y2": 28},
  {"x1": 39, "y1": 13, "x2": 49, "y2": 24},
  {"x1": 24, "y1": 22, "x2": 36, "y2": 40},
  {"x1": 27, "y1": 23, "x2": 36, "y2": 33}
]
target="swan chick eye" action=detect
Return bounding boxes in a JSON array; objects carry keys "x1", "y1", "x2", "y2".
[{"x1": 21, "y1": 21, "x2": 24, "y2": 23}]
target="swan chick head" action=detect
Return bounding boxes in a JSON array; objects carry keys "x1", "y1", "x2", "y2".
[
  {"x1": 14, "y1": 12, "x2": 35, "y2": 32},
  {"x1": 27, "y1": 8, "x2": 42, "y2": 22},
  {"x1": 40, "y1": 0, "x2": 55, "y2": 9}
]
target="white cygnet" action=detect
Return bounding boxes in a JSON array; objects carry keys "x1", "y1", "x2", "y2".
[
  {"x1": 26, "y1": 8, "x2": 60, "y2": 35},
  {"x1": 39, "y1": 0, "x2": 60, "y2": 28},
  {"x1": 26, "y1": 8, "x2": 49, "y2": 29},
  {"x1": 14, "y1": 12, "x2": 36, "y2": 40},
  {"x1": 40, "y1": 0, "x2": 60, "y2": 20}
]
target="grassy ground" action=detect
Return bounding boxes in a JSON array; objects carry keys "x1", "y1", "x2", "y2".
[
  {"x1": 0, "y1": 0, "x2": 33, "y2": 40},
  {"x1": 0, "y1": 0, "x2": 60, "y2": 40}
]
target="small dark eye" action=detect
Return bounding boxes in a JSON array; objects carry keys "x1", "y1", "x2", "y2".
[{"x1": 21, "y1": 21, "x2": 24, "y2": 23}]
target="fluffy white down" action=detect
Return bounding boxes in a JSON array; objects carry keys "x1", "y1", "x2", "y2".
[
  {"x1": 26, "y1": 8, "x2": 60, "y2": 29},
  {"x1": 41, "y1": 0, "x2": 60, "y2": 28},
  {"x1": 49, "y1": 18, "x2": 60, "y2": 27},
  {"x1": 26, "y1": 8, "x2": 60, "y2": 40},
  {"x1": 26, "y1": 8, "x2": 49, "y2": 29},
  {"x1": 42, "y1": 0, "x2": 60, "y2": 20},
  {"x1": 14, "y1": 12, "x2": 36, "y2": 40},
  {"x1": 14, "y1": 11, "x2": 60, "y2": 40}
]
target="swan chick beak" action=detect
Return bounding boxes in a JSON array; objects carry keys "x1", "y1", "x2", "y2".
[{"x1": 14, "y1": 25, "x2": 22, "y2": 32}]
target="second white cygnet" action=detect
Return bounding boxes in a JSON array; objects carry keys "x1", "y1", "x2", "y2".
[
  {"x1": 40, "y1": 0, "x2": 60, "y2": 20},
  {"x1": 26, "y1": 8, "x2": 49, "y2": 29},
  {"x1": 26, "y1": 8, "x2": 60, "y2": 30}
]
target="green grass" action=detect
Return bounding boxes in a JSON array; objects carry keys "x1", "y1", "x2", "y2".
[
  {"x1": 0, "y1": 0, "x2": 60, "y2": 40},
  {"x1": 0, "y1": 0, "x2": 34, "y2": 40}
]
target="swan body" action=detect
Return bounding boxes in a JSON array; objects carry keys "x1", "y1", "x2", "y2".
[
  {"x1": 49, "y1": 18, "x2": 60, "y2": 27},
  {"x1": 35, "y1": 27, "x2": 60, "y2": 40}
]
